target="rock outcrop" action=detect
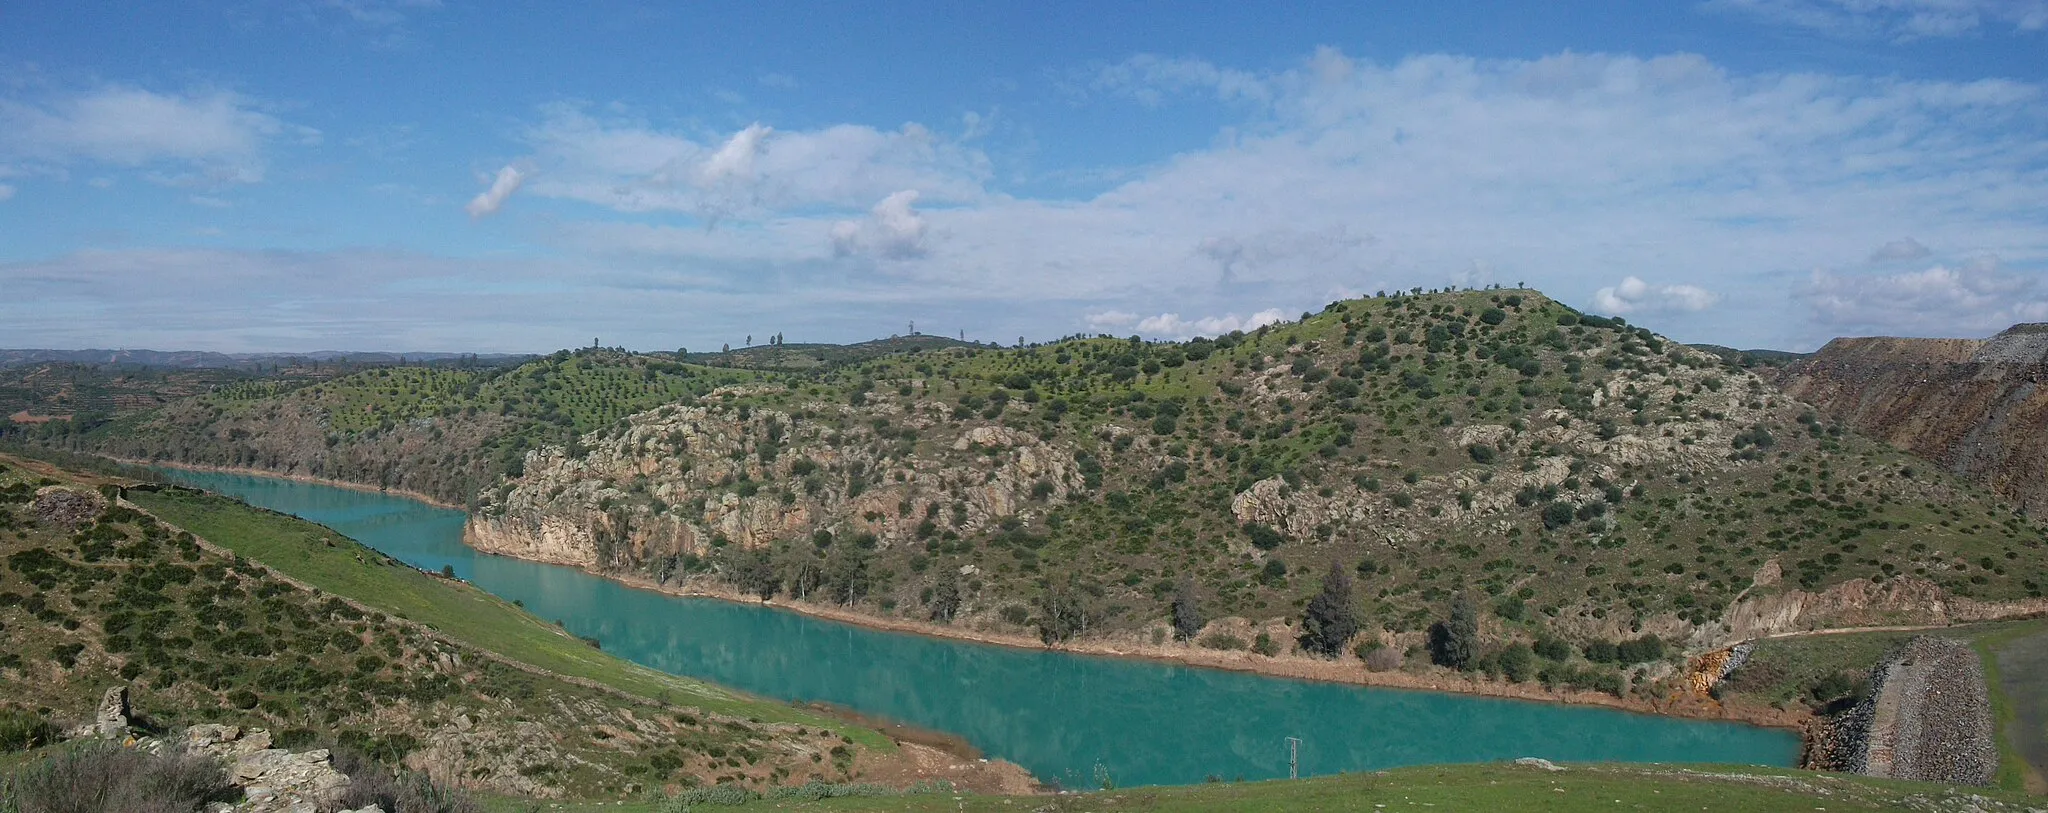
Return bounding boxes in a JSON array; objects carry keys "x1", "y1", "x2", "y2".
[
  {"x1": 469, "y1": 400, "x2": 1082, "y2": 570},
  {"x1": 183, "y1": 724, "x2": 351, "y2": 813},
  {"x1": 1773, "y1": 324, "x2": 2048, "y2": 515}
]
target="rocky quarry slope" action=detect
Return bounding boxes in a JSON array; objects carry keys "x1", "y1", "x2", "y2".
[
  {"x1": 1773, "y1": 323, "x2": 2048, "y2": 516},
  {"x1": 465, "y1": 291, "x2": 2048, "y2": 662}
]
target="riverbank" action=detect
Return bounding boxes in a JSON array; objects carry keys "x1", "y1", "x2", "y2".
[
  {"x1": 136, "y1": 460, "x2": 1807, "y2": 734},
  {"x1": 123, "y1": 458, "x2": 468, "y2": 511},
  {"x1": 584, "y1": 564, "x2": 1813, "y2": 734}
]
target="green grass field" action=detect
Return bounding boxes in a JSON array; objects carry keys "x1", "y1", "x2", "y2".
[
  {"x1": 125, "y1": 485, "x2": 890, "y2": 749},
  {"x1": 486, "y1": 762, "x2": 2045, "y2": 812}
]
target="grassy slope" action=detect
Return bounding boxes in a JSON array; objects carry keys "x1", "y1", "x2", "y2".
[
  {"x1": 1973, "y1": 620, "x2": 2048, "y2": 793},
  {"x1": 500, "y1": 762, "x2": 2045, "y2": 812},
  {"x1": 124, "y1": 485, "x2": 890, "y2": 749},
  {"x1": 0, "y1": 458, "x2": 880, "y2": 796}
]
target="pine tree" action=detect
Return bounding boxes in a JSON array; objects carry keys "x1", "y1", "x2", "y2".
[{"x1": 1298, "y1": 560, "x2": 1358, "y2": 657}]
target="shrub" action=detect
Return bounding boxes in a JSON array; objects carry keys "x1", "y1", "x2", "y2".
[
  {"x1": 1532, "y1": 634, "x2": 1572, "y2": 662},
  {"x1": 1542, "y1": 501, "x2": 1576, "y2": 530},
  {"x1": 334, "y1": 748, "x2": 482, "y2": 813},
  {"x1": 767, "y1": 781, "x2": 893, "y2": 801},
  {"x1": 660, "y1": 783, "x2": 760, "y2": 811},
  {"x1": 1363, "y1": 646, "x2": 1403, "y2": 672},
  {"x1": 1243, "y1": 523, "x2": 1285, "y2": 551},
  {"x1": 9, "y1": 742, "x2": 232, "y2": 813},
  {"x1": 1614, "y1": 634, "x2": 1666, "y2": 664},
  {"x1": 0, "y1": 710, "x2": 58, "y2": 753},
  {"x1": 1497, "y1": 642, "x2": 1536, "y2": 683},
  {"x1": 1251, "y1": 632, "x2": 1281, "y2": 657},
  {"x1": 1467, "y1": 445, "x2": 1497, "y2": 464},
  {"x1": 1198, "y1": 632, "x2": 1247, "y2": 651}
]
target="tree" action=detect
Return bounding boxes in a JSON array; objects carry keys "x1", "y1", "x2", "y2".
[
  {"x1": 823, "y1": 545, "x2": 870, "y2": 605},
  {"x1": 928, "y1": 572, "x2": 961, "y2": 623},
  {"x1": 725, "y1": 548, "x2": 779, "y2": 601},
  {"x1": 1497, "y1": 642, "x2": 1535, "y2": 683},
  {"x1": 1428, "y1": 593, "x2": 1480, "y2": 671},
  {"x1": 1034, "y1": 579, "x2": 1092, "y2": 645},
  {"x1": 1171, "y1": 576, "x2": 1203, "y2": 642},
  {"x1": 1299, "y1": 561, "x2": 1359, "y2": 657}
]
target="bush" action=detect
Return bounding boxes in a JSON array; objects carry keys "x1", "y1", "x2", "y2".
[
  {"x1": 334, "y1": 748, "x2": 481, "y2": 813},
  {"x1": 660, "y1": 783, "x2": 760, "y2": 811},
  {"x1": 1497, "y1": 642, "x2": 1536, "y2": 683},
  {"x1": 0, "y1": 710, "x2": 58, "y2": 753},
  {"x1": 1251, "y1": 632, "x2": 1281, "y2": 657},
  {"x1": 1532, "y1": 634, "x2": 1572, "y2": 662},
  {"x1": 767, "y1": 781, "x2": 893, "y2": 801},
  {"x1": 1614, "y1": 634, "x2": 1666, "y2": 664},
  {"x1": 8, "y1": 742, "x2": 232, "y2": 813},
  {"x1": 1243, "y1": 523, "x2": 1285, "y2": 551},
  {"x1": 1359, "y1": 643, "x2": 1403, "y2": 672},
  {"x1": 1467, "y1": 444, "x2": 1497, "y2": 464},
  {"x1": 1198, "y1": 632, "x2": 1247, "y2": 651}
]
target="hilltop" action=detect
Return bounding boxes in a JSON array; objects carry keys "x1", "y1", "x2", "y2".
[
  {"x1": 1771, "y1": 323, "x2": 2048, "y2": 516},
  {"x1": 680, "y1": 335, "x2": 992, "y2": 371}
]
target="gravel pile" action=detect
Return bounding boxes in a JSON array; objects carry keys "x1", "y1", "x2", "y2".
[{"x1": 1825, "y1": 636, "x2": 1997, "y2": 785}]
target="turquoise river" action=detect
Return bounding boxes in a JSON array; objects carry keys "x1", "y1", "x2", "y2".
[{"x1": 158, "y1": 469, "x2": 1802, "y2": 788}]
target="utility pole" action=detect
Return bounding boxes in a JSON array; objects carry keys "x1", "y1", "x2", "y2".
[{"x1": 1286, "y1": 737, "x2": 1301, "y2": 780}]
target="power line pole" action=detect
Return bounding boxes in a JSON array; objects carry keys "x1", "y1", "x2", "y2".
[{"x1": 1286, "y1": 737, "x2": 1301, "y2": 780}]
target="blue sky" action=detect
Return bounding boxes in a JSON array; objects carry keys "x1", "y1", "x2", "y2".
[{"x1": 3, "y1": 0, "x2": 2046, "y2": 353}]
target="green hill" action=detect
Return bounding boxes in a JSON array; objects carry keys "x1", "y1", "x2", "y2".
[
  {"x1": 32, "y1": 289, "x2": 2048, "y2": 708},
  {"x1": 0, "y1": 453, "x2": 886, "y2": 799}
]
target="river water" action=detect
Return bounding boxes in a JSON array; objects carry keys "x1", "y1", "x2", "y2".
[{"x1": 158, "y1": 469, "x2": 1802, "y2": 788}]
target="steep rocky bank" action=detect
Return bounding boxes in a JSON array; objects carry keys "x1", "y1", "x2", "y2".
[{"x1": 1773, "y1": 324, "x2": 2048, "y2": 516}]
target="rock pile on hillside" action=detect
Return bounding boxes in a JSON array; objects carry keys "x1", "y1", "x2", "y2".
[
  {"x1": 1820, "y1": 637, "x2": 1996, "y2": 785},
  {"x1": 32, "y1": 485, "x2": 105, "y2": 528}
]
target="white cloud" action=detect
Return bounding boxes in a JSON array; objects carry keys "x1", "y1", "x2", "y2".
[
  {"x1": 758, "y1": 73, "x2": 799, "y2": 90},
  {"x1": 1869, "y1": 237, "x2": 1933, "y2": 263},
  {"x1": 0, "y1": 87, "x2": 291, "y2": 184},
  {"x1": 465, "y1": 164, "x2": 525, "y2": 218},
  {"x1": 1801, "y1": 256, "x2": 2048, "y2": 337},
  {"x1": 830, "y1": 190, "x2": 929, "y2": 259},
  {"x1": 0, "y1": 183, "x2": 13, "y2": 202},
  {"x1": 698, "y1": 123, "x2": 769, "y2": 186},
  {"x1": 1133, "y1": 308, "x2": 1288, "y2": 340},
  {"x1": 514, "y1": 107, "x2": 989, "y2": 221},
  {"x1": 509, "y1": 48, "x2": 2047, "y2": 354},
  {"x1": 1084, "y1": 310, "x2": 1140, "y2": 329},
  {"x1": 1091, "y1": 54, "x2": 1273, "y2": 107},
  {"x1": 1592, "y1": 276, "x2": 1722, "y2": 315},
  {"x1": 1705, "y1": 0, "x2": 2048, "y2": 40}
]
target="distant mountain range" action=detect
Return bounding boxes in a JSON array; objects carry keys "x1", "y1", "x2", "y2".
[{"x1": 0, "y1": 348, "x2": 534, "y2": 370}]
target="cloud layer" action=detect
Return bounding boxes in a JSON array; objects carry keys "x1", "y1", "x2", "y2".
[
  {"x1": 0, "y1": 87, "x2": 299, "y2": 185},
  {"x1": 1708, "y1": 0, "x2": 2048, "y2": 40}
]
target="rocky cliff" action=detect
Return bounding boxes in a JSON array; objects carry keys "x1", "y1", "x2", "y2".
[{"x1": 1773, "y1": 324, "x2": 2048, "y2": 516}]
